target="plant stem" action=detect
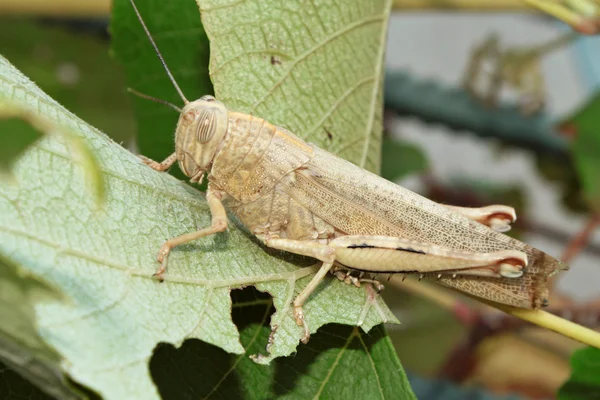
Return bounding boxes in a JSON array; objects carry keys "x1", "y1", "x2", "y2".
[
  {"x1": 389, "y1": 275, "x2": 600, "y2": 348},
  {"x1": 476, "y1": 297, "x2": 600, "y2": 348},
  {"x1": 532, "y1": 31, "x2": 580, "y2": 57}
]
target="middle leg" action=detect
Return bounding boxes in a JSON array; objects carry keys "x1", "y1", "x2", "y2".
[{"x1": 262, "y1": 237, "x2": 336, "y2": 343}]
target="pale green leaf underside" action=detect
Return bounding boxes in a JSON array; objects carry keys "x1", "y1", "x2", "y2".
[
  {"x1": 0, "y1": 56, "x2": 396, "y2": 400},
  {"x1": 197, "y1": 0, "x2": 390, "y2": 174}
]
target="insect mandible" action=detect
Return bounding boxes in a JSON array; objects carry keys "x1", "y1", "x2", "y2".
[{"x1": 128, "y1": 0, "x2": 568, "y2": 344}]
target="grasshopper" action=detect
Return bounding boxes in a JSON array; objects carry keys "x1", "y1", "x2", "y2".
[{"x1": 128, "y1": 0, "x2": 567, "y2": 343}]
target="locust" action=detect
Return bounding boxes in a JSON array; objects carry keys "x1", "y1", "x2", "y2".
[{"x1": 127, "y1": 0, "x2": 568, "y2": 343}]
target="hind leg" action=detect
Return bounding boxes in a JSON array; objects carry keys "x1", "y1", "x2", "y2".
[{"x1": 444, "y1": 204, "x2": 516, "y2": 232}]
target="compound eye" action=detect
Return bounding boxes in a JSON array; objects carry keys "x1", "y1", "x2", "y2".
[
  {"x1": 200, "y1": 95, "x2": 215, "y2": 102},
  {"x1": 196, "y1": 108, "x2": 217, "y2": 143}
]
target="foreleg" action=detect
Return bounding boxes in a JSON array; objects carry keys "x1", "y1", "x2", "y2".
[
  {"x1": 154, "y1": 187, "x2": 227, "y2": 279},
  {"x1": 139, "y1": 152, "x2": 177, "y2": 171}
]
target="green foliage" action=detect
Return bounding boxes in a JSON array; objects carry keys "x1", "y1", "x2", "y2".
[
  {"x1": 0, "y1": 88, "x2": 105, "y2": 207},
  {"x1": 558, "y1": 347, "x2": 600, "y2": 400},
  {"x1": 0, "y1": 20, "x2": 134, "y2": 145},
  {"x1": 562, "y1": 91, "x2": 600, "y2": 212},
  {"x1": 0, "y1": 117, "x2": 42, "y2": 172},
  {"x1": 0, "y1": 255, "x2": 78, "y2": 400},
  {"x1": 0, "y1": 0, "x2": 416, "y2": 395},
  {"x1": 151, "y1": 288, "x2": 414, "y2": 399},
  {"x1": 110, "y1": 0, "x2": 213, "y2": 174},
  {"x1": 380, "y1": 137, "x2": 428, "y2": 182}
]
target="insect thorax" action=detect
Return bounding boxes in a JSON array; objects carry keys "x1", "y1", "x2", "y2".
[{"x1": 209, "y1": 112, "x2": 314, "y2": 204}]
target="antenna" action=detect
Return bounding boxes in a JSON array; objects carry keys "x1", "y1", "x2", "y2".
[
  {"x1": 127, "y1": 88, "x2": 183, "y2": 112},
  {"x1": 128, "y1": 0, "x2": 189, "y2": 104}
]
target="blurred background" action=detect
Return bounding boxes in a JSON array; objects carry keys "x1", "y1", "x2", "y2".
[
  {"x1": 1, "y1": 1, "x2": 599, "y2": 399},
  {"x1": 382, "y1": 12, "x2": 600, "y2": 399}
]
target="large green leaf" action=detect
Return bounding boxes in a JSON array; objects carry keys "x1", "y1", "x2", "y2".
[
  {"x1": 0, "y1": 52, "x2": 402, "y2": 399},
  {"x1": 558, "y1": 347, "x2": 600, "y2": 400},
  {"x1": 199, "y1": 0, "x2": 389, "y2": 173}
]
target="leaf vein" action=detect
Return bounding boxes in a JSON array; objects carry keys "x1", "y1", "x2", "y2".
[
  {"x1": 359, "y1": 0, "x2": 391, "y2": 169},
  {"x1": 305, "y1": 75, "x2": 375, "y2": 139},
  {"x1": 311, "y1": 329, "x2": 354, "y2": 399},
  {"x1": 1, "y1": 225, "x2": 318, "y2": 288},
  {"x1": 202, "y1": 301, "x2": 273, "y2": 399},
  {"x1": 356, "y1": 329, "x2": 385, "y2": 399},
  {"x1": 249, "y1": 15, "x2": 385, "y2": 112}
]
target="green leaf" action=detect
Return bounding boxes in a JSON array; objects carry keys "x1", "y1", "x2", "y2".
[
  {"x1": 380, "y1": 137, "x2": 428, "y2": 181},
  {"x1": 0, "y1": 253, "x2": 79, "y2": 400},
  {"x1": 151, "y1": 288, "x2": 414, "y2": 399},
  {"x1": 0, "y1": 116, "x2": 43, "y2": 172},
  {"x1": 110, "y1": 0, "x2": 212, "y2": 173},
  {"x1": 0, "y1": 102, "x2": 105, "y2": 208},
  {"x1": 558, "y1": 347, "x2": 600, "y2": 400},
  {"x1": 562, "y1": 91, "x2": 600, "y2": 212},
  {"x1": 0, "y1": 53, "x2": 399, "y2": 399},
  {"x1": 197, "y1": 0, "x2": 389, "y2": 173}
]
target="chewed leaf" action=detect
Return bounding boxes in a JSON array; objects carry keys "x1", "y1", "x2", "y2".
[
  {"x1": 151, "y1": 288, "x2": 413, "y2": 399},
  {"x1": 0, "y1": 54, "x2": 397, "y2": 399}
]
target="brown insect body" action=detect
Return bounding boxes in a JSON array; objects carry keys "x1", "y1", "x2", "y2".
[
  {"x1": 127, "y1": 0, "x2": 567, "y2": 343},
  {"x1": 184, "y1": 98, "x2": 562, "y2": 310}
]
